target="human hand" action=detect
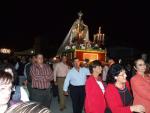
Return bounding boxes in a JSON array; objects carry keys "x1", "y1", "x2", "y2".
[
  {"x1": 23, "y1": 80, "x2": 28, "y2": 86},
  {"x1": 64, "y1": 91, "x2": 69, "y2": 96},
  {"x1": 54, "y1": 81, "x2": 57, "y2": 85},
  {"x1": 130, "y1": 105, "x2": 145, "y2": 113}
]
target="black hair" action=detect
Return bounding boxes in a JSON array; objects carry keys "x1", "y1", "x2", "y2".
[
  {"x1": 145, "y1": 63, "x2": 150, "y2": 75},
  {"x1": 73, "y1": 57, "x2": 79, "y2": 61},
  {"x1": 108, "y1": 57, "x2": 118, "y2": 63},
  {"x1": 61, "y1": 55, "x2": 66, "y2": 60},
  {"x1": 89, "y1": 60, "x2": 102, "y2": 73},
  {"x1": 61, "y1": 55, "x2": 66, "y2": 57},
  {"x1": 106, "y1": 64, "x2": 125, "y2": 84},
  {"x1": 35, "y1": 53, "x2": 44, "y2": 58},
  {"x1": 84, "y1": 59, "x2": 89, "y2": 63},
  {"x1": 134, "y1": 58, "x2": 145, "y2": 67},
  {"x1": 0, "y1": 70, "x2": 13, "y2": 85},
  {"x1": 0, "y1": 65, "x2": 18, "y2": 85}
]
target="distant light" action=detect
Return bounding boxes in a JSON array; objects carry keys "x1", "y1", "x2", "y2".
[
  {"x1": 30, "y1": 50, "x2": 34, "y2": 54},
  {"x1": 0, "y1": 48, "x2": 11, "y2": 54},
  {"x1": 53, "y1": 57, "x2": 56, "y2": 60}
]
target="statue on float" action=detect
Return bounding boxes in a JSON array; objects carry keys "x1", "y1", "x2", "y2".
[
  {"x1": 70, "y1": 11, "x2": 89, "y2": 48},
  {"x1": 57, "y1": 11, "x2": 89, "y2": 55}
]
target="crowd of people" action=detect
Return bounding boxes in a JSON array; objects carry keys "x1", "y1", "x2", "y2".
[{"x1": 0, "y1": 53, "x2": 150, "y2": 113}]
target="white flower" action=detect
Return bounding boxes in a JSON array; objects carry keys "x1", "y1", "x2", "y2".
[
  {"x1": 65, "y1": 46, "x2": 71, "y2": 50},
  {"x1": 72, "y1": 45, "x2": 76, "y2": 49},
  {"x1": 94, "y1": 44, "x2": 98, "y2": 47}
]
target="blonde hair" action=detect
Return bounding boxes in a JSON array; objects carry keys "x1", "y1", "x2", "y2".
[{"x1": 5, "y1": 102, "x2": 51, "y2": 113}]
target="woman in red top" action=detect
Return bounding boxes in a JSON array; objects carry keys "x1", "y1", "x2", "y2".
[
  {"x1": 105, "y1": 64, "x2": 145, "y2": 113},
  {"x1": 85, "y1": 60, "x2": 106, "y2": 113},
  {"x1": 131, "y1": 59, "x2": 150, "y2": 113}
]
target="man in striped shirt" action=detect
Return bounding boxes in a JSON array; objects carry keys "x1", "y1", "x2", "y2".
[{"x1": 30, "y1": 53, "x2": 53, "y2": 108}]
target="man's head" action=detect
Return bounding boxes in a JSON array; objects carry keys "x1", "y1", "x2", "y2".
[
  {"x1": 61, "y1": 55, "x2": 67, "y2": 63},
  {"x1": 73, "y1": 58, "x2": 80, "y2": 68},
  {"x1": 35, "y1": 53, "x2": 44, "y2": 64},
  {"x1": 82, "y1": 59, "x2": 89, "y2": 68},
  {"x1": 141, "y1": 53, "x2": 147, "y2": 62},
  {"x1": 108, "y1": 57, "x2": 115, "y2": 66}
]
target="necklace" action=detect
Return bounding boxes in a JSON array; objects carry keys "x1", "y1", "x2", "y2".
[{"x1": 118, "y1": 87, "x2": 127, "y2": 106}]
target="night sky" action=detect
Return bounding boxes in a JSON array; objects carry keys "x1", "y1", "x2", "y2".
[{"x1": 0, "y1": 1, "x2": 149, "y2": 56}]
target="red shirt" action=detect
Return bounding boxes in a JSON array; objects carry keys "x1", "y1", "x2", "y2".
[
  {"x1": 105, "y1": 82, "x2": 132, "y2": 113},
  {"x1": 85, "y1": 75, "x2": 106, "y2": 113},
  {"x1": 30, "y1": 64, "x2": 53, "y2": 89}
]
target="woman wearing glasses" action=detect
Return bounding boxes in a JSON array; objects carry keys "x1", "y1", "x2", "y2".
[
  {"x1": 131, "y1": 58, "x2": 150, "y2": 113},
  {"x1": 105, "y1": 64, "x2": 145, "y2": 113}
]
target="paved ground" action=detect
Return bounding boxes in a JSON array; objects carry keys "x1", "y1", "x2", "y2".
[
  {"x1": 50, "y1": 95, "x2": 73, "y2": 113},
  {"x1": 50, "y1": 95, "x2": 84, "y2": 113}
]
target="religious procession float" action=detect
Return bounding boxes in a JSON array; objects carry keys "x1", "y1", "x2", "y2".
[{"x1": 57, "y1": 12, "x2": 107, "y2": 62}]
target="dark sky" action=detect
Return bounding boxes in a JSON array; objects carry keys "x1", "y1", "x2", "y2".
[{"x1": 0, "y1": 1, "x2": 149, "y2": 55}]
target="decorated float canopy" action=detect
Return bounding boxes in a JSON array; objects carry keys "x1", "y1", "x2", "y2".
[{"x1": 57, "y1": 11, "x2": 107, "y2": 62}]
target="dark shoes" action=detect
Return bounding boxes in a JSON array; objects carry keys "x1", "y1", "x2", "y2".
[
  {"x1": 59, "y1": 106, "x2": 66, "y2": 111},
  {"x1": 60, "y1": 108, "x2": 64, "y2": 111}
]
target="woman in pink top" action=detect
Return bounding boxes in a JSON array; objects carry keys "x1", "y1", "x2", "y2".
[{"x1": 131, "y1": 58, "x2": 150, "y2": 113}]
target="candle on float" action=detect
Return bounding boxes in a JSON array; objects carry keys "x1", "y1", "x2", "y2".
[
  {"x1": 103, "y1": 34, "x2": 105, "y2": 41},
  {"x1": 99, "y1": 34, "x2": 102, "y2": 41},
  {"x1": 78, "y1": 23, "x2": 79, "y2": 27},
  {"x1": 102, "y1": 34, "x2": 105, "y2": 44},
  {"x1": 77, "y1": 23, "x2": 80, "y2": 33},
  {"x1": 94, "y1": 35, "x2": 96, "y2": 42}
]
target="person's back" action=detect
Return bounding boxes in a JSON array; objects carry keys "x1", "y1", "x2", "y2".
[{"x1": 24, "y1": 63, "x2": 32, "y2": 83}]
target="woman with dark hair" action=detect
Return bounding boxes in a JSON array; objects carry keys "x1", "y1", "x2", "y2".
[
  {"x1": 85, "y1": 60, "x2": 106, "y2": 113},
  {"x1": 1, "y1": 65, "x2": 18, "y2": 85},
  {"x1": 131, "y1": 59, "x2": 150, "y2": 113},
  {"x1": 2, "y1": 65, "x2": 29, "y2": 106},
  {"x1": 105, "y1": 64, "x2": 145, "y2": 113}
]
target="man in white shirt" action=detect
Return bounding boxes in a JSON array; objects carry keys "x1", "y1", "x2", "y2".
[
  {"x1": 54, "y1": 55, "x2": 69, "y2": 111},
  {"x1": 63, "y1": 58, "x2": 90, "y2": 113}
]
